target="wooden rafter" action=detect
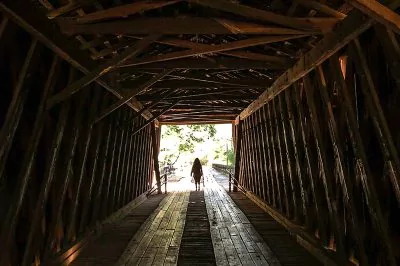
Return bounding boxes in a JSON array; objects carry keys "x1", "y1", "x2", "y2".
[
  {"x1": 131, "y1": 101, "x2": 179, "y2": 135},
  {"x1": 293, "y1": 0, "x2": 347, "y2": 18},
  {"x1": 99, "y1": 36, "x2": 290, "y2": 65},
  {"x1": 188, "y1": 0, "x2": 338, "y2": 32},
  {"x1": 47, "y1": 34, "x2": 161, "y2": 108},
  {"x1": 119, "y1": 57, "x2": 288, "y2": 70},
  {"x1": 137, "y1": 94, "x2": 257, "y2": 101},
  {"x1": 120, "y1": 35, "x2": 306, "y2": 68},
  {"x1": 239, "y1": 8, "x2": 380, "y2": 119},
  {"x1": 350, "y1": 0, "x2": 400, "y2": 34},
  {"x1": 47, "y1": 0, "x2": 95, "y2": 19},
  {"x1": 128, "y1": 71, "x2": 268, "y2": 87},
  {"x1": 77, "y1": 0, "x2": 181, "y2": 24},
  {"x1": 58, "y1": 17, "x2": 311, "y2": 36},
  {"x1": 94, "y1": 70, "x2": 173, "y2": 123},
  {"x1": 0, "y1": 0, "x2": 153, "y2": 120}
]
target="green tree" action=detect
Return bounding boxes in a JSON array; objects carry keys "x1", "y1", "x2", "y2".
[{"x1": 160, "y1": 124, "x2": 216, "y2": 166}]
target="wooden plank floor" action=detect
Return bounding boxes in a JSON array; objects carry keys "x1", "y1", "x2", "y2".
[
  {"x1": 68, "y1": 172, "x2": 322, "y2": 266},
  {"x1": 229, "y1": 193, "x2": 322, "y2": 266},
  {"x1": 116, "y1": 191, "x2": 190, "y2": 266},
  {"x1": 70, "y1": 194, "x2": 166, "y2": 266},
  {"x1": 205, "y1": 179, "x2": 281, "y2": 266},
  {"x1": 177, "y1": 191, "x2": 216, "y2": 265}
]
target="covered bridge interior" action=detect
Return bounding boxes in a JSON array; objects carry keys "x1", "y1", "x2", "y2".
[{"x1": 0, "y1": 0, "x2": 399, "y2": 265}]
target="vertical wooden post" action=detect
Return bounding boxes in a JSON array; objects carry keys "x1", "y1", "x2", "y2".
[
  {"x1": 278, "y1": 93, "x2": 300, "y2": 222},
  {"x1": 247, "y1": 115, "x2": 257, "y2": 194},
  {"x1": 129, "y1": 125, "x2": 140, "y2": 200},
  {"x1": 109, "y1": 111, "x2": 127, "y2": 213},
  {"x1": 266, "y1": 102, "x2": 282, "y2": 211},
  {"x1": 22, "y1": 56, "x2": 74, "y2": 265},
  {"x1": 329, "y1": 55, "x2": 396, "y2": 265},
  {"x1": 78, "y1": 90, "x2": 109, "y2": 233},
  {"x1": 43, "y1": 87, "x2": 88, "y2": 261},
  {"x1": 233, "y1": 119, "x2": 242, "y2": 192},
  {"x1": 303, "y1": 75, "x2": 347, "y2": 263},
  {"x1": 242, "y1": 119, "x2": 251, "y2": 190},
  {"x1": 272, "y1": 97, "x2": 291, "y2": 217},
  {"x1": 284, "y1": 89, "x2": 310, "y2": 227},
  {"x1": 151, "y1": 122, "x2": 162, "y2": 194},
  {"x1": 101, "y1": 111, "x2": 121, "y2": 218},
  {"x1": 122, "y1": 113, "x2": 135, "y2": 205},
  {"x1": 116, "y1": 109, "x2": 130, "y2": 208},
  {"x1": 255, "y1": 110, "x2": 268, "y2": 202},
  {"x1": 261, "y1": 106, "x2": 274, "y2": 206},
  {"x1": 350, "y1": 39, "x2": 400, "y2": 204},
  {"x1": 65, "y1": 86, "x2": 101, "y2": 242},
  {"x1": 291, "y1": 85, "x2": 328, "y2": 244},
  {"x1": 90, "y1": 112, "x2": 114, "y2": 225},
  {"x1": 253, "y1": 111, "x2": 265, "y2": 199},
  {"x1": 0, "y1": 39, "x2": 40, "y2": 181},
  {"x1": 0, "y1": 46, "x2": 59, "y2": 263},
  {"x1": 316, "y1": 65, "x2": 368, "y2": 264}
]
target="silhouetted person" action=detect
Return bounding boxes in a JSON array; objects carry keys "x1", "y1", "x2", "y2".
[{"x1": 191, "y1": 158, "x2": 203, "y2": 191}]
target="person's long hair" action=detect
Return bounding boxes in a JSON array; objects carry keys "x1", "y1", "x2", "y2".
[{"x1": 192, "y1": 158, "x2": 201, "y2": 171}]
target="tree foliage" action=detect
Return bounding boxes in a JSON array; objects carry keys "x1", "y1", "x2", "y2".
[{"x1": 161, "y1": 124, "x2": 216, "y2": 165}]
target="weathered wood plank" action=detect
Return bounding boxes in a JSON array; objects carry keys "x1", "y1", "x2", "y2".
[
  {"x1": 239, "y1": 8, "x2": 391, "y2": 119},
  {"x1": 302, "y1": 75, "x2": 347, "y2": 263},
  {"x1": 78, "y1": 90, "x2": 110, "y2": 234},
  {"x1": 0, "y1": 39, "x2": 44, "y2": 263},
  {"x1": 42, "y1": 88, "x2": 88, "y2": 263},
  {"x1": 315, "y1": 65, "x2": 368, "y2": 265},
  {"x1": 350, "y1": 0, "x2": 400, "y2": 34},
  {"x1": 0, "y1": 0, "x2": 152, "y2": 119},
  {"x1": 47, "y1": 34, "x2": 160, "y2": 108},
  {"x1": 0, "y1": 39, "x2": 40, "y2": 181},
  {"x1": 350, "y1": 39, "x2": 400, "y2": 204},
  {"x1": 59, "y1": 17, "x2": 311, "y2": 35},
  {"x1": 94, "y1": 69, "x2": 173, "y2": 123},
  {"x1": 329, "y1": 55, "x2": 396, "y2": 265},
  {"x1": 277, "y1": 93, "x2": 300, "y2": 222},
  {"x1": 22, "y1": 56, "x2": 69, "y2": 265},
  {"x1": 294, "y1": 0, "x2": 346, "y2": 18},
  {"x1": 77, "y1": 0, "x2": 181, "y2": 24},
  {"x1": 65, "y1": 88, "x2": 102, "y2": 242},
  {"x1": 121, "y1": 35, "x2": 306, "y2": 68},
  {"x1": 188, "y1": 0, "x2": 337, "y2": 31},
  {"x1": 290, "y1": 86, "x2": 328, "y2": 244}
]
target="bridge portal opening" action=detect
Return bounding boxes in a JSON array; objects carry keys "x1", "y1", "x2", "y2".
[{"x1": 155, "y1": 123, "x2": 234, "y2": 192}]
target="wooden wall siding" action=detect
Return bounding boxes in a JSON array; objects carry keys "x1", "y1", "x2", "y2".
[
  {"x1": 236, "y1": 27, "x2": 400, "y2": 265},
  {"x1": 0, "y1": 17, "x2": 155, "y2": 265}
]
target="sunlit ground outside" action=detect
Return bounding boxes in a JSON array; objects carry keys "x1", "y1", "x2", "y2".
[{"x1": 154, "y1": 124, "x2": 233, "y2": 192}]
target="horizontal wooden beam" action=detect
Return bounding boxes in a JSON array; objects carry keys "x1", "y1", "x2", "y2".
[
  {"x1": 129, "y1": 71, "x2": 272, "y2": 87},
  {"x1": 121, "y1": 35, "x2": 306, "y2": 67},
  {"x1": 188, "y1": 0, "x2": 338, "y2": 32},
  {"x1": 294, "y1": 0, "x2": 347, "y2": 19},
  {"x1": 160, "y1": 119, "x2": 233, "y2": 125},
  {"x1": 131, "y1": 101, "x2": 179, "y2": 135},
  {"x1": 119, "y1": 57, "x2": 288, "y2": 70},
  {"x1": 58, "y1": 17, "x2": 311, "y2": 35},
  {"x1": 350, "y1": 0, "x2": 400, "y2": 34},
  {"x1": 0, "y1": 0, "x2": 153, "y2": 120},
  {"x1": 77, "y1": 0, "x2": 181, "y2": 24},
  {"x1": 128, "y1": 36, "x2": 292, "y2": 64},
  {"x1": 46, "y1": 34, "x2": 160, "y2": 108},
  {"x1": 94, "y1": 69, "x2": 173, "y2": 123},
  {"x1": 160, "y1": 103, "x2": 247, "y2": 109},
  {"x1": 47, "y1": 0, "x2": 94, "y2": 19},
  {"x1": 137, "y1": 95, "x2": 257, "y2": 101},
  {"x1": 239, "y1": 9, "x2": 376, "y2": 119},
  {"x1": 121, "y1": 78, "x2": 273, "y2": 89}
]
